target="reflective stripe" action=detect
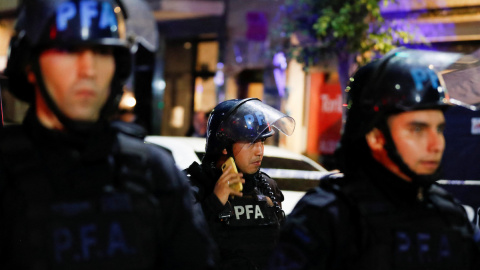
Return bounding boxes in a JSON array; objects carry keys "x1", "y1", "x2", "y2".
[{"x1": 261, "y1": 168, "x2": 331, "y2": 180}]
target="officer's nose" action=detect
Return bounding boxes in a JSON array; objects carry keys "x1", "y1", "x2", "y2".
[
  {"x1": 428, "y1": 130, "x2": 445, "y2": 154},
  {"x1": 77, "y1": 49, "x2": 96, "y2": 78},
  {"x1": 252, "y1": 141, "x2": 264, "y2": 156}
]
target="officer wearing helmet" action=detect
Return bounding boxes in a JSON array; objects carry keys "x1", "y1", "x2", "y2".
[
  {"x1": 186, "y1": 98, "x2": 295, "y2": 269},
  {"x1": 268, "y1": 49, "x2": 480, "y2": 269},
  {"x1": 0, "y1": 0, "x2": 216, "y2": 269}
]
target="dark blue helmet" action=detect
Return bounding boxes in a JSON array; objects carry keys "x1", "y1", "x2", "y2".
[
  {"x1": 204, "y1": 98, "x2": 295, "y2": 161},
  {"x1": 339, "y1": 48, "x2": 465, "y2": 184},
  {"x1": 5, "y1": 0, "x2": 131, "y2": 104},
  {"x1": 343, "y1": 48, "x2": 455, "y2": 144}
]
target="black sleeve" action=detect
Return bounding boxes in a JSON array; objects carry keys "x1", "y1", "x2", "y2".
[
  {"x1": 267, "y1": 188, "x2": 352, "y2": 270},
  {"x1": 148, "y1": 147, "x2": 218, "y2": 269},
  {"x1": 201, "y1": 192, "x2": 227, "y2": 220},
  {"x1": 186, "y1": 163, "x2": 229, "y2": 223}
]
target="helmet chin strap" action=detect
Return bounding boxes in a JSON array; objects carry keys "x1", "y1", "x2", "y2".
[
  {"x1": 31, "y1": 56, "x2": 121, "y2": 134},
  {"x1": 377, "y1": 120, "x2": 441, "y2": 187}
]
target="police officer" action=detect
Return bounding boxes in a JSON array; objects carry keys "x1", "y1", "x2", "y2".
[
  {"x1": 186, "y1": 98, "x2": 295, "y2": 269},
  {"x1": 268, "y1": 49, "x2": 480, "y2": 269},
  {"x1": 0, "y1": 0, "x2": 216, "y2": 269}
]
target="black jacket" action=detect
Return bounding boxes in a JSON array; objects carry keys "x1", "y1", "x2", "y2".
[
  {"x1": 268, "y1": 155, "x2": 480, "y2": 270},
  {"x1": 187, "y1": 161, "x2": 284, "y2": 270},
  {"x1": 0, "y1": 110, "x2": 216, "y2": 270}
]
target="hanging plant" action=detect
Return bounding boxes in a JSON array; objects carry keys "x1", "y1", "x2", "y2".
[{"x1": 277, "y1": 0, "x2": 416, "y2": 72}]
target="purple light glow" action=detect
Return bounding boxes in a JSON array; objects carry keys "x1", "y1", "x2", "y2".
[{"x1": 273, "y1": 52, "x2": 287, "y2": 97}]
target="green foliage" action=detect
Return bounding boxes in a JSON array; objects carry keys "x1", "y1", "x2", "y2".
[{"x1": 278, "y1": 0, "x2": 414, "y2": 67}]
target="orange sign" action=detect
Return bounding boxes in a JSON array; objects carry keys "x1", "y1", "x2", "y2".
[{"x1": 307, "y1": 72, "x2": 342, "y2": 155}]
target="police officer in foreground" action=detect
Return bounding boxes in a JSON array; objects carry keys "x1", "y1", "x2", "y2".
[
  {"x1": 268, "y1": 49, "x2": 480, "y2": 269},
  {"x1": 186, "y1": 98, "x2": 295, "y2": 269},
  {"x1": 0, "y1": 0, "x2": 216, "y2": 269}
]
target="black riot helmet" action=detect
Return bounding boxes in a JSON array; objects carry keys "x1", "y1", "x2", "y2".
[
  {"x1": 203, "y1": 98, "x2": 295, "y2": 162},
  {"x1": 340, "y1": 48, "x2": 462, "y2": 184},
  {"x1": 5, "y1": 0, "x2": 131, "y2": 131}
]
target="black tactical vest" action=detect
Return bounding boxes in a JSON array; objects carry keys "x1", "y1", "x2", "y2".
[
  {"x1": 216, "y1": 190, "x2": 280, "y2": 269},
  {"x1": 221, "y1": 189, "x2": 280, "y2": 227},
  {"x1": 215, "y1": 173, "x2": 282, "y2": 270},
  {"x1": 322, "y1": 176, "x2": 476, "y2": 270},
  {"x1": 0, "y1": 125, "x2": 161, "y2": 270}
]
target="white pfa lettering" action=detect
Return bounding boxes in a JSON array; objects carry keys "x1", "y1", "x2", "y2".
[
  {"x1": 255, "y1": 205, "x2": 264, "y2": 219},
  {"x1": 234, "y1": 206, "x2": 245, "y2": 219},
  {"x1": 245, "y1": 205, "x2": 254, "y2": 219},
  {"x1": 234, "y1": 205, "x2": 264, "y2": 220}
]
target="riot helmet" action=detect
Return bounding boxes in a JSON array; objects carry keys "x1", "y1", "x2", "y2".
[
  {"x1": 343, "y1": 48, "x2": 455, "y2": 142},
  {"x1": 5, "y1": 0, "x2": 131, "y2": 131},
  {"x1": 203, "y1": 98, "x2": 295, "y2": 162},
  {"x1": 341, "y1": 48, "x2": 461, "y2": 184}
]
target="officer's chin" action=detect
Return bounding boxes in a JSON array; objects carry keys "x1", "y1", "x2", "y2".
[{"x1": 242, "y1": 167, "x2": 259, "y2": 175}]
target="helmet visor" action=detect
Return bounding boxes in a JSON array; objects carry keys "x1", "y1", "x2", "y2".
[
  {"x1": 440, "y1": 53, "x2": 480, "y2": 111},
  {"x1": 217, "y1": 99, "x2": 295, "y2": 145},
  {"x1": 391, "y1": 49, "x2": 480, "y2": 111}
]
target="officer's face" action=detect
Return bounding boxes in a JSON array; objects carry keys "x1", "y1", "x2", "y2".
[
  {"x1": 232, "y1": 139, "x2": 265, "y2": 174},
  {"x1": 389, "y1": 109, "x2": 445, "y2": 177},
  {"x1": 34, "y1": 47, "x2": 115, "y2": 122},
  {"x1": 368, "y1": 109, "x2": 445, "y2": 181}
]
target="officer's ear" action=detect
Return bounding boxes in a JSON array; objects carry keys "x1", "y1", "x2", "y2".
[
  {"x1": 365, "y1": 128, "x2": 386, "y2": 152},
  {"x1": 216, "y1": 149, "x2": 229, "y2": 168}
]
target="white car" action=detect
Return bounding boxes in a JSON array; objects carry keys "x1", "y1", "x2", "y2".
[{"x1": 145, "y1": 136, "x2": 332, "y2": 214}]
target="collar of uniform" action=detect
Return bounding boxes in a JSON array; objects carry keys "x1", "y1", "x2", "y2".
[
  {"x1": 23, "y1": 108, "x2": 114, "y2": 162},
  {"x1": 242, "y1": 171, "x2": 261, "y2": 194},
  {"x1": 358, "y1": 154, "x2": 432, "y2": 206}
]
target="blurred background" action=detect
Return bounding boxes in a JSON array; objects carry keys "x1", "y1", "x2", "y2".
[{"x1": 1, "y1": 0, "x2": 480, "y2": 174}]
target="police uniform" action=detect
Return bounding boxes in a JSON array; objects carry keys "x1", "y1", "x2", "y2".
[
  {"x1": 184, "y1": 97, "x2": 295, "y2": 269},
  {"x1": 268, "y1": 48, "x2": 480, "y2": 269},
  {"x1": 0, "y1": 111, "x2": 216, "y2": 269},
  {"x1": 1, "y1": 0, "x2": 217, "y2": 268},
  {"x1": 268, "y1": 154, "x2": 480, "y2": 269},
  {"x1": 187, "y1": 161, "x2": 284, "y2": 270}
]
